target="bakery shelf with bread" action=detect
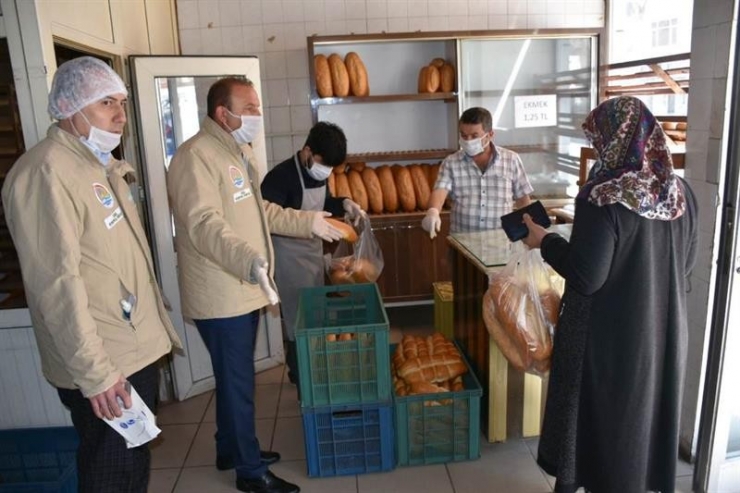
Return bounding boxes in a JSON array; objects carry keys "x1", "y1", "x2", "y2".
[
  {"x1": 391, "y1": 334, "x2": 483, "y2": 466},
  {"x1": 295, "y1": 283, "x2": 392, "y2": 408}
]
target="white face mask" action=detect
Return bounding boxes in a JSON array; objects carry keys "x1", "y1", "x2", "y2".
[
  {"x1": 226, "y1": 109, "x2": 262, "y2": 145},
  {"x1": 76, "y1": 111, "x2": 122, "y2": 164},
  {"x1": 307, "y1": 159, "x2": 333, "y2": 181},
  {"x1": 459, "y1": 134, "x2": 489, "y2": 157}
]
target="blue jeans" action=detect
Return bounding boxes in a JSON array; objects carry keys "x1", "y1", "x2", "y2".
[{"x1": 194, "y1": 311, "x2": 267, "y2": 479}]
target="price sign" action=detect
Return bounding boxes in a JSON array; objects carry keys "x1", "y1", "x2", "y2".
[{"x1": 514, "y1": 95, "x2": 557, "y2": 128}]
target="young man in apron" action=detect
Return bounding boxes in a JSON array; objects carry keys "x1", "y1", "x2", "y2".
[{"x1": 261, "y1": 122, "x2": 364, "y2": 386}]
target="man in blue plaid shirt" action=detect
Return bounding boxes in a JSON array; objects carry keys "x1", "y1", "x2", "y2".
[{"x1": 422, "y1": 107, "x2": 533, "y2": 236}]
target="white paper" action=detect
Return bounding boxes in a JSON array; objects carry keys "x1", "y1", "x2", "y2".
[{"x1": 103, "y1": 385, "x2": 161, "y2": 449}]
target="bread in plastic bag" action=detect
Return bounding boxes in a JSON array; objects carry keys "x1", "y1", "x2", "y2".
[
  {"x1": 482, "y1": 246, "x2": 563, "y2": 376},
  {"x1": 325, "y1": 214, "x2": 384, "y2": 285}
]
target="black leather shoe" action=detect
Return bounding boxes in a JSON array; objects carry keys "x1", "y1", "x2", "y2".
[
  {"x1": 236, "y1": 470, "x2": 300, "y2": 493},
  {"x1": 216, "y1": 451, "x2": 281, "y2": 470}
]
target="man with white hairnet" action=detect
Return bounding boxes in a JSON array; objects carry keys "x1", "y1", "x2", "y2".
[{"x1": 1, "y1": 56, "x2": 182, "y2": 492}]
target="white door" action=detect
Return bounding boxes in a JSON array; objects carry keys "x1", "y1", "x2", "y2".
[{"x1": 130, "y1": 56, "x2": 284, "y2": 401}]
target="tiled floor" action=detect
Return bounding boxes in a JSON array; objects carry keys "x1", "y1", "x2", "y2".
[{"x1": 150, "y1": 321, "x2": 695, "y2": 493}]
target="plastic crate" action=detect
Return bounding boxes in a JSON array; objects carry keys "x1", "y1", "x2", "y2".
[
  {"x1": 302, "y1": 402, "x2": 395, "y2": 477},
  {"x1": 392, "y1": 344, "x2": 483, "y2": 466},
  {"x1": 0, "y1": 427, "x2": 78, "y2": 492},
  {"x1": 295, "y1": 283, "x2": 391, "y2": 408},
  {"x1": 433, "y1": 282, "x2": 454, "y2": 340}
]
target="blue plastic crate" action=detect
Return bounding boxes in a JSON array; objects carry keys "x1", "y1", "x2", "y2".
[
  {"x1": 296, "y1": 283, "x2": 391, "y2": 407},
  {"x1": 0, "y1": 427, "x2": 78, "y2": 492},
  {"x1": 302, "y1": 402, "x2": 395, "y2": 477}
]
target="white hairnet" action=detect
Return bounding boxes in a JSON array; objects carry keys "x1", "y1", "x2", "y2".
[{"x1": 48, "y1": 56, "x2": 128, "y2": 120}]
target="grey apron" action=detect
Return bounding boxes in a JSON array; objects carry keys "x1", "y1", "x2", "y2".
[{"x1": 272, "y1": 154, "x2": 325, "y2": 341}]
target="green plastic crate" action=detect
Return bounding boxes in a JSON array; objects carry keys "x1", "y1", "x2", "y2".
[
  {"x1": 392, "y1": 343, "x2": 482, "y2": 466},
  {"x1": 296, "y1": 283, "x2": 391, "y2": 408}
]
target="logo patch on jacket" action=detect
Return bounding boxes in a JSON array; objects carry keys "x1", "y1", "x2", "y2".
[
  {"x1": 93, "y1": 183, "x2": 115, "y2": 208},
  {"x1": 229, "y1": 166, "x2": 245, "y2": 189}
]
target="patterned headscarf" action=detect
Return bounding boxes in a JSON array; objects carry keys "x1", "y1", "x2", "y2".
[{"x1": 577, "y1": 96, "x2": 685, "y2": 220}]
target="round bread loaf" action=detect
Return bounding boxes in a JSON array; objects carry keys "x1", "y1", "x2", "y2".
[
  {"x1": 418, "y1": 66, "x2": 430, "y2": 93},
  {"x1": 392, "y1": 165, "x2": 417, "y2": 212},
  {"x1": 425, "y1": 65, "x2": 440, "y2": 93},
  {"x1": 440, "y1": 63, "x2": 455, "y2": 92},
  {"x1": 326, "y1": 218, "x2": 358, "y2": 243},
  {"x1": 328, "y1": 172, "x2": 336, "y2": 197},
  {"x1": 349, "y1": 161, "x2": 366, "y2": 172},
  {"x1": 409, "y1": 164, "x2": 431, "y2": 210},
  {"x1": 335, "y1": 172, "x2": 353, "y2": 200},
  {"x1": 361, "y1": 167, "x2": 384, "y2": 214},
  {"x1": 350, "y1": 258, "x2": 380, "y2": 283},
  {"x1": 347, "y1": 170, "x2": 369, "y2": 211},
  {"x1": 430, "y1": 57, "x2": 446, "y2": 68},
  {"x1": 314, "y1": 54, "x2": 333, "y2": 98},
  {"x1": 328, "y1": 54, "x2": 350, "y2": 97},
  {"x1": 376, "y1": 165, "x2": 398, "y2": 213},
  {"x1": 345, "y1": 52, "x2": 369, "y2": 97}
]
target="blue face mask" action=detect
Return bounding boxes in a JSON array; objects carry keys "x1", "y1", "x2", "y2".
[{"x1": 79, "y1": 138, "x2": 113, "y2": 166}]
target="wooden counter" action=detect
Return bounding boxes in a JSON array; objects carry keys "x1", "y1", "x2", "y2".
[{"x1": 447, "y1": 225, "x2": 571, "y2": 443}]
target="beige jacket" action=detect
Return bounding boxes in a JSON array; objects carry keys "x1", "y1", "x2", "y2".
[
  {"x1": 1, "y1": 125, "x2": 182, "y2": 397},
  {"x1": 167, "y1": 118, "x2": 314, "y2": 320}
]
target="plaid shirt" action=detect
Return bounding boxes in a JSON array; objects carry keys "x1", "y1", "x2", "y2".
[{"x1": 436, "y1": 144, "x2": 533, "y2": 233}]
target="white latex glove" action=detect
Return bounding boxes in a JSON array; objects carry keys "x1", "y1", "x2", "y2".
[
  {"x1": 312, "y1": 211, "x2": 344, "y2": 242},
  {"x1": 251, "y1": 258, "x2": 279, "y2": 305},
  {"x1": 421, "y1": 207, "x2": 441, "y2": 240},
  {"x1": 342, "y1": 199, "x2": 367, "y2": 226}
]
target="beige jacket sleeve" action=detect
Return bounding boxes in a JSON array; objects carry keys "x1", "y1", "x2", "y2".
[
  {"x1": 3, "y1": 166, "x2": 120, "y2": 397},
  {"x1": 262, "y1": 200, "x2": 314, "y2": 238},
  {"x1": 168, "y1": 150, "x2": 263, "y2": 282}
]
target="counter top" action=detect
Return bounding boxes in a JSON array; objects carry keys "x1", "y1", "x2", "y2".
[{"x1": 447, "y1": 224, "x2": 573, "y2": 274}]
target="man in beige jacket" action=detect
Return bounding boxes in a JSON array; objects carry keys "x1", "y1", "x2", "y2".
[
  {"x1": 1, "y1": 57, "x2": 182, "y2": 492},
  {"x1": 167, "y1": 77, "x2": 342, "y2": 493}
]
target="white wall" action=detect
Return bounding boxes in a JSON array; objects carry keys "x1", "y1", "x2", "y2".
[
  {"x1": 680, "y1": 0, "x2": 735, "y2": 459},
  {"x1": 174, "y1": 0, "x2": 606, "y2": 167}
]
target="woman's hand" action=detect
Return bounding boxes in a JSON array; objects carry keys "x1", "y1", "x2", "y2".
[{"x1": 522, "y1": 213, "x2": 549, "y2": 249}]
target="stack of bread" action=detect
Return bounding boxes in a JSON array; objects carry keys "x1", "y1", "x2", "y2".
[
  {"x1": 418, "y1": 57, "x2": 455, "y2": 94},
  {"x1": 482, "y1": 270, "x2": 561, "y2": 375},
  {"x1": 314, "y1": 52, "x2": 369, "y2": 97},
  {"x1": 392, "y1": 333, "x2": 467, "y2": 404},
  {"x1": 660, "y1": 121, "x2": 687, "y2": 143},
  {"x1": 328, "y1": 162, "x2": 443, "y2": 214}
]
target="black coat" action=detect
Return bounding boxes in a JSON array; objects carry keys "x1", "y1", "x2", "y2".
[{"x1": 537, "y1": 180, "x2": 698, "y2": 493}]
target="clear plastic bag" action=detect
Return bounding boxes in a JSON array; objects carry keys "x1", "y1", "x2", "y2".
[
  {"x1": 325, "y1": 215, "x2": 384, "y2": 285},
  {"x1": 482, "y1": 247, "x2": 563, "y2": 376}
]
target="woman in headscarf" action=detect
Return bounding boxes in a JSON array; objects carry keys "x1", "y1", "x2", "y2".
[{"x1": 522, "y1": 96, "x2": 698, "y2": 493}]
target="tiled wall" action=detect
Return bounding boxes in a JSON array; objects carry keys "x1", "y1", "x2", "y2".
[
  {"x1": 175, "y1": 0, "x2": 605, "y2": 167},
  {"x1": 680, "y1": 0, "x2": 735, "y2": 458}
]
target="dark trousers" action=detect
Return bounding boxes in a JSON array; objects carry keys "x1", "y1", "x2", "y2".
[
  {"x1": 194, "y1": 311, "x2": 267, "y2": 479},
  {"x1": 57, "y1": 363, "x2": 159, "y2": 493}
]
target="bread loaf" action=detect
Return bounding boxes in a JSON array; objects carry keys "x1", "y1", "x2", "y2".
[
  {"x1": 347, "y1": 170, "x2": 368, "y2": 211},
  {"x1": 482, "y1": 286, "x2": 529, "y2": 372},
  {"x1": 335, "y1": 172, "x2": 353, "y2": 200},
  {"x1": 376, "y1": 165, "x2": 398, "y2": 213},
  {"x1": 349, "y1": 258, "x2": 379, "y2": 283},
  {"x1": 430, "y1": 57, "x2": 446, "y2": 68},
  {"x1": 398, "y1": 353, "x2": 467, "y2": 384},
  {"x1": 314, "y1": 54, "x2": 333, "y2": 98},
  {"x1": 424, "y1": 65, "x2": 440, "y2": 93},
  {"x1": 409, "y1": 382, "x2": 449, "y2": 395},
  {"x1": 328, "y1": 54, "x2": 350, "y2": 97},
  {"x1": 409, "y1": 164, "x2": 431, "y2": 210},
  {"x1": 440, "y1": 63, "x2": 455, "y2": 92},
  {"x1": 333, "y1": 163, "x2": 346, "y2": 175},
  {"x1": 418, "y1": 66, "x2": 430, "y2": 93},
  {"x1": 327, "y1": 172, "x2": 336, "y2": 197},
  {"x1": 539, "y1": 290, "x2": 561, "y2": 329},
  {"x1": 349, "y1": 161, "x2": 366, "y2": 172},
  {"x1": 676, "y1": 122, "x2": 687, "y2": 130},
  {"x1": 345, "y1": 52, "x2": 369, "y2": 97},
  {"x1": 325, "y1": 218, "x2": 358, "y2": 243},
  {"x1": 392, "y1": 165, "x2": 416, "y2": 212},
  {"x1": 361, "y1": 167, "x2": 384, "y2": 214}
]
